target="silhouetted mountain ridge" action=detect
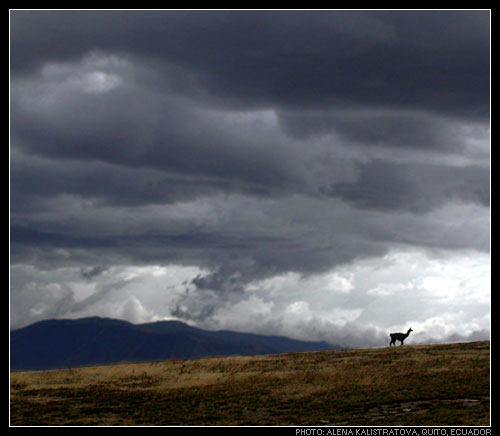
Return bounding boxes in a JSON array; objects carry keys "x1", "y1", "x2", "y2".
[{"x1": 10, "y1": 317, "x2": 337, "y2": 371}]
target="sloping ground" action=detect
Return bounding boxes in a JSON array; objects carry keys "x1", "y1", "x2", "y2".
[{"x1": 10, "y1": 340, "x2": 490, "y2": 426}]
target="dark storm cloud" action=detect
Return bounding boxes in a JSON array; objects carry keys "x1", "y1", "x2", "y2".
[
  {"x1": 278, "y1": 109, "x2": 489, "y2": 152},
  {"x1": 10, "y1": 10, "x2": 490, "y2": 223},
  {"x1": 10, "y1": 146, "x2": 277, "y2": 212},
  {"x1": 330, "y1": 160, "x2": 490, "y2": 213},
  {"x1": 11, "y1": 10, "x2": 489, "y2": 117},
  {"x1": 10, "y1": 65, "x2": 307, "y2": 203},
  {"x1": 10, "y1": 11, "x2": 490, "y2": 337}
]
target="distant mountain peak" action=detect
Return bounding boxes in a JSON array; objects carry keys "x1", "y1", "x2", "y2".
[{"x1": 11, "y1": 317, "x2": 338, "y2": 371}]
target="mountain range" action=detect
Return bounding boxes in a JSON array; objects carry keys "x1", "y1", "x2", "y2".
[{"x1": 10, "y1": 317, "x2": 337, "y2": 371}]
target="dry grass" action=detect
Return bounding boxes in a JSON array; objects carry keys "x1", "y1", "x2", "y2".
[{"x1": 10, "y1": 340, "x2": 490, "y2": 426}]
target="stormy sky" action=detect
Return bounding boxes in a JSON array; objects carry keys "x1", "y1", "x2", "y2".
[{"x1": 10, "y1": 10, "x2": 490, "y2": 347}]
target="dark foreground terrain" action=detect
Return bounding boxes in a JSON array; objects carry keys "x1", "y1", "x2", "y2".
[{"x1": 10, "y1": 340, "x2": 489, "y2": 426}]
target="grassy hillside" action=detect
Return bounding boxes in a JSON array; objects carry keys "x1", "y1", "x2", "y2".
[{"x1": 10, "y1": 340, "x2": 490, "y2": 426}]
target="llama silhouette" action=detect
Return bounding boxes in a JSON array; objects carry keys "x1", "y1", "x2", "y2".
[{"x1": 389, "y1": 328, "x2": 413, "y2": 347}]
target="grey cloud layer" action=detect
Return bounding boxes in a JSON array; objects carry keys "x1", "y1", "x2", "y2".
[{"x1": 11, "y1": 11, "x2": 489, "y2": 116}]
